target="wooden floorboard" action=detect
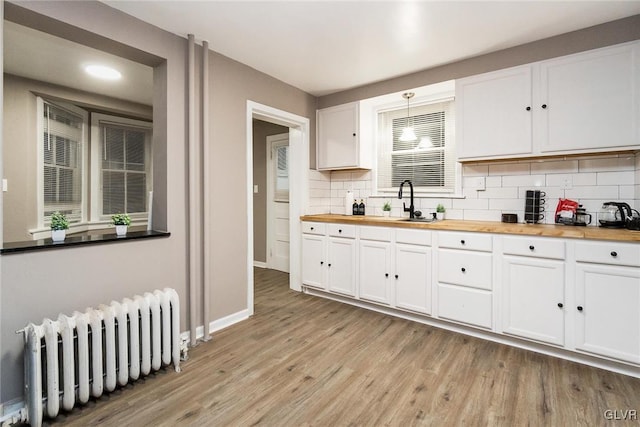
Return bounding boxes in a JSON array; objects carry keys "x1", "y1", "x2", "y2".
[{"x1": 48, "y1": 268, "x2": 640, "y2": 426}]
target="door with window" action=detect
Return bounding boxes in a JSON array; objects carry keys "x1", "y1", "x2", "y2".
[{"x1": 267, "y1": 133, "x2": 290, "y2": 272}]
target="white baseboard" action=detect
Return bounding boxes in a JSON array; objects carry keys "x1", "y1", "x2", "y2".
[
  {"x1": 253, "y1": 261, "x2": 267, "y2": 268},
  {"x1": 209, "y1": 308, "x2": 251, "y2": 334}
]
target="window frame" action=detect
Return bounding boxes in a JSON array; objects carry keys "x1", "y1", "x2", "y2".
[
  {"x1": 368, "y1": 82, "x2": 462, "y2": 197},
  {"x1": 36, "y1": 97, "x2": 89, "y2": 230},
  {"x1": 90, "y1": 112, "x2": 153, "y2": 222}
]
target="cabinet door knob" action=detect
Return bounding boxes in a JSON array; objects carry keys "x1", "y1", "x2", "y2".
[
  {"x1": 611, "y1": 251, "x2": 618, "y2": 257},
  {"x1": 460, "y1": 240, "x2": 465, "y2": 245},
  {"x1": 385, "y1": 273, "x2": 389, "y2": 278},
  {"x1": 320, "y1": 261, "x2": 324, "y2": 265},
  {"x1": 526, "y1": 106, "x2": 531, "y2": 111},
  {"x1": 529, "y1": 245, "x2": 535, "y2": 251},
  {"x1": 338, "y1": 229, "x2": 342, "y2": 233},
  {"x1": 352, "y1": 133, "x2": 356, "y2": 137},
  {"x1": 557, "y1": 303, "x2": 563, "y2": 308},
  {"x1": 395, "y1": 274, "x2": 399, "y2": 279},
  {"x1": 461, "y1": 267, "x2": 466, "y2": 273},
  {"x1": 310, "y1": 227, "x2": 314, "y2": 230},
  {"x1": 577, "y1": 306, "x2": 583, "y2": 312},
  {"x1": 541, "y1": 104, "x2": 547, "y2": 109}
]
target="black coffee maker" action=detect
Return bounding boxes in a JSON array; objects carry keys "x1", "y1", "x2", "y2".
[{"x1": 598, "y1": 202, "x2": 632, "y2": 228}]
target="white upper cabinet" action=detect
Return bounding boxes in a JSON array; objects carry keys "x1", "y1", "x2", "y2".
[
  {"x1": 456, "y1": 65, "x2": 533, "y2": 159},
  {"x1": 317, "y1": 102, "x2": 372, "y2": 170},
  {"x1": 457, "y1": 41, "x2": 640, "y2": 161},
  {"x1": 539, "y1": 43, "x2": 638, "y2": 153}
]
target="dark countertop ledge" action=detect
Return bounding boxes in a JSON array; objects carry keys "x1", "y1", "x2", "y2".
[{"x1": 0, "y1": 230, "x2": 171, "y2": 255}]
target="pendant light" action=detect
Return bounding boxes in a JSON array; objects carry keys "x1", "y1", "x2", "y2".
[{"x1": 399, "y1": 92, "x2": 417, "y2": 142}]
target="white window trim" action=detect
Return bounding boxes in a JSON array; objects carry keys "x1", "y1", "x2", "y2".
[
  {"x1": 90, "y1": 112, "x2": 153, "y2": 222},
  {"x1": 36, "y1": 97, "x2": 89, "y2": 230},
  {"x1": 361, "y1": 80, "x2": 464, "y2": 198}
]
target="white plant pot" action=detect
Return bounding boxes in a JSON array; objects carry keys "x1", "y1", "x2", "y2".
[
  {"x1": 51, "y1": 229, "x2": 66, "y2": 242},
  {"x1": 436, "y1": 212, "x2": 445, "y2": 220},
  {"x1": 383, "y1": 211, "x2": 391, "y2": 217},
  {"x1": 116, "y1": 225, "x2": 128, "y2": 236}
]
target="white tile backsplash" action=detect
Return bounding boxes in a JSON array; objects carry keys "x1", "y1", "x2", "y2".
[{"x1": 308, "y1": 153, "x2": 640, "y2": 223}]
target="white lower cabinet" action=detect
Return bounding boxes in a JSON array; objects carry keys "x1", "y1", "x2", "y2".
[
  {"x1": 301, "y1": 233, "x2": 326, "y2": 290},
  {"x1": 437, "y1": 283, "x2": 492, "y2": 329},
  {"x1": 327, "y1": 237, "x2": 357, "y2": 296},
  {"x1": 301, "y1": 220, "x2": 640, "y2": 374},
  {"x1": 502, "y1": 256, "x2": 565, "y2": 346},
  {"x1": 359, "y1": 239, "x2": 393, "y2": 304},
  {"x1": 395, "y1": 243, "x2": 432, "y2": 314},
  {"x1": 574, "y1": 263, "x2": 640, "y2": 364}
]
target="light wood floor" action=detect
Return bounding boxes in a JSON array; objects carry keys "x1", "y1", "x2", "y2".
[{"x1": 49, "y1": 268, "x2": 640, "y2": 426}]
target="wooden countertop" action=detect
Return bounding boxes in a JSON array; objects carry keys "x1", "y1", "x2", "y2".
[{"x1": 300, "y1": 214, "x2": 640, "y2": 243}]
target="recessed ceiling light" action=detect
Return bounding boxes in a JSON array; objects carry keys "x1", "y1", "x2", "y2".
[{"x1": 85, "y1": 65, "x2": 122, "y2": 80}]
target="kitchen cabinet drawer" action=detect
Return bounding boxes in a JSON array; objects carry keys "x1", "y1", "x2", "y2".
[
  {"x1": 438, "y1": 231, "x2": 492, "y2": 252},
  {"x1": 438, "y1": 249, "x2": 492, "y2": 290},
  {"x1": 327, "y1": 223, "x2": 356, "y2": 238},
  {"x1": 360, "y1": 226, "x2": 392, "y2": 242},
  {"x1": 503, "y1": 236, "x2": 565, "y2": 260},
  {"x1": 301, "y1": 222, "x2": 325, "y2": 235},
  {"x1": 575, "y1": 241, "x2": 640, "y2": 267},
  {"x1": 396, "y1": 229, "x2": 432, "y2": 246},
  {"x1": 437, "y1": 283, "x2": 492, "y2": 329}
]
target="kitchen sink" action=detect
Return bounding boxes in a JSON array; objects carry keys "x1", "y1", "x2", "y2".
[{"x1": 396, "y1": 217, "x2": 438, "y2": 223}]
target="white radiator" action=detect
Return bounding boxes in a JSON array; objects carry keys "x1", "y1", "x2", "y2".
[{"x1": 21, "y1": 288, "x2": 181, "y2": 427}]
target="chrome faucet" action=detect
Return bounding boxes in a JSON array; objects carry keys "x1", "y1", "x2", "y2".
[{"x1": 398, "y1": 179, "x2": 415, "y2": 219}]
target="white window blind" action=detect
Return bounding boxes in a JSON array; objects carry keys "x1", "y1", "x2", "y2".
[
  {"x1": 42, "y1": 102, "x2": 84, "y2": 223},
  {"x1": 274, "y1": 143, "x2": 289, "y2": 202},
  {"x1": 100, "y1": 123, "x2": 150, "y2": 215},
  {"x1": 377, "y1": 99, "x2": 455, "y2": 192}
]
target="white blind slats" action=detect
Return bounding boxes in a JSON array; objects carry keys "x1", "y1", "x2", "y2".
[
  {"x1": 101, "y1": 122, "x2": 149, "y2": 215},
  {"x1": 378, "y1": 100, "x2": 455, "y2": 192},
  {"x1": 43, "y1": 102, "x2": 84, "y2": 224}
]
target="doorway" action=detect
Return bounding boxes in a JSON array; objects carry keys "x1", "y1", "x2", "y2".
[
  {"x1": 266, "y1": 133, "x2": 290, "y2": 273},
  {"x1": 246, "y1": 101, "x2": 309, "y2": 315}
]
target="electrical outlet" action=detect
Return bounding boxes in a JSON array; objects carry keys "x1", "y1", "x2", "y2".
[{"x1": 561, "y1": 177, "x2": 573, "y2": 190}]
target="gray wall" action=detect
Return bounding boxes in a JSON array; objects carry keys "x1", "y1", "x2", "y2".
[
  {"x1": 318, "y1": 14, "x2": 640, "y2": 109},
  {"x1": 2, "y1": 73, "x2": 152, "y2": 243},
  {"x1": 252, "y1": 119, "x2": 288, "y2": 264},
  {"x1": 0, "y1": 1, "x2": 316, "y2": 403}
]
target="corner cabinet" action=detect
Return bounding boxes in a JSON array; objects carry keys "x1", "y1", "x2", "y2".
[
  {"x1": 457, "y1": 41, "x2": 640, "y2": 161},
  {"x1": 316, "y1": 102, "x2": 372, "y2": 170}
]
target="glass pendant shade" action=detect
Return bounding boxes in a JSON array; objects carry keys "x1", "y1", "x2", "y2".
[
  {"x1": 399, "y1": 126, "x2": 417, "y2": 142},
  {"x1": 400, "y1": 92, "x2": 417, "y2": 142}
]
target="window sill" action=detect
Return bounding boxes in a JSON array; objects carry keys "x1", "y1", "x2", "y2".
[{"x1": 1, "y1": 230, "x2": 170, "y2": 255}]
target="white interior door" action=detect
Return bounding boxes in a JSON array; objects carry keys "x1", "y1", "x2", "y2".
[{"x1": 267, "y1": 133, "x2": 290, "y2": 273}]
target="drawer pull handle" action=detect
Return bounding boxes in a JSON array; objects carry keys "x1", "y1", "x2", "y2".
[
  {"x1": 577, "y1": 306, "x2": 583, "y2": 312},
  {"x1": 460, "y1": 240, "x2": 466, "y2": 245},
  {"x1": 338, "y1": 229, "x2": 342, "y2": 233},
  {"x1": 385, "y1": 273, "x2": 389, "y2": 278},
  {"x1": 461, "y1": 267, "x2": 466, "y2": 273},
  {"x1": 610, "y1": 251, "x2": 618, "y2": 257},
  {"x1": 395, "y1": 274, "x2": 399, "y2": 279},
  {"x1": 526, "y1": 106, "x2": 531, "y2": 111},
  {"x1": 328, "y1": 263, "x2": 332, "y2": 267},
  {"x1": 542, "y1": 104, "x2": 547, "y2": 109},
  {"x1": 557, "y1": 303, "x2": 563, "y2": 308},
  {"x1": 529, "y1": 245, "x2": 535, "y2": 251},
  {"x1": 310, "y1": 227, "x2": 314, "y2": 230}
]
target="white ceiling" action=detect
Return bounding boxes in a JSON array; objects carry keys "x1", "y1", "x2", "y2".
[
  {"x1": 103, "y1": 0, "x2": 640, "y2": 96},
  {"x1": 3, "y1": 20, "x2": 153, "y2": 105}
]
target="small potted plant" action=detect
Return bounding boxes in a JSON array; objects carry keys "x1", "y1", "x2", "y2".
[
  {"x1": 382, "y1": 201, "x2": 392, "y2": 217},
  {"x1": 112, "y1": 213, "x2": 131, "y2": 236},
  {"x1": 436, "y1": 204, "x2": 446, "y2": 220},
  {"x1": 50, "y1": 212, "x2": 69, "y2": 242}
]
